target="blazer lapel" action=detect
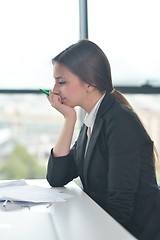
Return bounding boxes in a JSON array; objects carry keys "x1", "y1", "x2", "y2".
[
  {"x1": 83, "y1": 118, "x2": 103, "y2": 186},
  {"x1": 76, "y1": 124, "x2": 88, "y2": 164},
  {"x1": 83, "y1": 93, "x2": 115, "y2": 188}
]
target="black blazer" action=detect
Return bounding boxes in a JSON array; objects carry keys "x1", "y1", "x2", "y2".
[{"x1": 47, "y1": 93, "x2": 160, "y2": 240}]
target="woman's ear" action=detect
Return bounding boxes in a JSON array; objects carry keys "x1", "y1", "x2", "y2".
[{"x1": 86, "y1": 84, "x2": 95, "y2": 92}]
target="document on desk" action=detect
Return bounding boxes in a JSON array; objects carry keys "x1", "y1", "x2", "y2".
[{"x1": 0, "y1": 179, "x2": 72, "y2": 204}]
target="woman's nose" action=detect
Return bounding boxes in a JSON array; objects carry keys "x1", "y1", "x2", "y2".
[{"x1": 52, "y1": 84, "x2": 60, "y2": 94}]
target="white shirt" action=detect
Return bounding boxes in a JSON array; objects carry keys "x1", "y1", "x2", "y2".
[
  {"x1": 84, "y1": 93, "x2": 105, "y2": 134},
  {"x1": 83, "y1": 93, "x2": 105, "y2": 154}
]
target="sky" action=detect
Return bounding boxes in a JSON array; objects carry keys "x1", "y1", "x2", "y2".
[{"x1": 0, "y1": 0, "x2": 160, "y2": 89}]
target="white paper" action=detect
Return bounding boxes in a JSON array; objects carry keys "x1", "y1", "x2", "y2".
[
  {"x1": 0, "y1": 179, "x2": 27, "y2": 188},
  {"x1": 0, "y1": 180, "x2": 72, "y2": 204}
]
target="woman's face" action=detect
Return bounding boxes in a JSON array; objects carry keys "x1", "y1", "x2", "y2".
[{"x1": 52, "y1": 63, "x2": 89, "y2": 108}]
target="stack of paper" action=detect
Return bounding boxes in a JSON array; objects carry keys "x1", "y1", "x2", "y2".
[{"x1": 0, "y1": 179, "x2": 72, "y2": 207}]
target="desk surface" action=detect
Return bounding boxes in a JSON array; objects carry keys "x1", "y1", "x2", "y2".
[{"x1": 0, "y1": 179, "x2": 136, "y2": 240}]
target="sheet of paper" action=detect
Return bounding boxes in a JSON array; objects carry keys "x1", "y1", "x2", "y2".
[
  {"x1": 0, "y1": 180, "x2": 72, "y2": 203},
  {"x1": 0, "y1": 179, "x2": 27, "y2": 188}
]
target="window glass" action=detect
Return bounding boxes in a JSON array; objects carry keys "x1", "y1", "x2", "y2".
[
  {"x1": 0, "y1": 94, "x2": 80, "y2": 179},
  {"x1": 1, "y1": 1, "x2": 160, "y2": 182},
  {"x1": 88, "y1": 0, "x2": 160, "y2": 87},
  {"x1": 0, "y1": 0, "x2": 79, "y2": 89},
  {"x1": 0, "y1": 0, "x2": 79, "y2": 179}
]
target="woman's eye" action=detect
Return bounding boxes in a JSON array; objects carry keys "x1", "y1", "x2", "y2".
[{"x1": 59, "y1": 79, "x2": 66, "y2": 85}]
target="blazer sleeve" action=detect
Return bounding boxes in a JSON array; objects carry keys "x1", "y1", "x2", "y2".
[
  {"x1": 46, "y1": 145, "x2": 78, "y2": 187},
  {"x1": 105, "y1": 108, "x2": 152, "y2": 226}
]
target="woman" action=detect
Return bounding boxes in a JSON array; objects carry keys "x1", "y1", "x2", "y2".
[{"x1": 46, "y1": 39, "x2": 160, "y2": 239}]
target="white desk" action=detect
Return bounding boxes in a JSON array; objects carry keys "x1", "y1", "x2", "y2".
[{"x1": 0, "y1": 179, "x2": 136, "y2": 240}]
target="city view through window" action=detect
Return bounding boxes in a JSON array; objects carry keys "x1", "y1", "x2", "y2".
[{"x1": 0, "y1": 94, "x2": 80, "y2": 179}]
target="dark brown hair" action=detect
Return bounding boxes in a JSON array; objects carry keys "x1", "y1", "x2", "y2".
[{"x1": 52, "y1": 39, "x2": 113, "y2": 94}]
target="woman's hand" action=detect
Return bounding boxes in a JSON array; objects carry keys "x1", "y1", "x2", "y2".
[{"x1": 47, "y1": 91, "x2": 77, "y2": 121}]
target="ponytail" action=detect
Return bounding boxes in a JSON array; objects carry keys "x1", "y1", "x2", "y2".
[{"x1": 112, "y1": 89, "x2": 133, "y2": 110}]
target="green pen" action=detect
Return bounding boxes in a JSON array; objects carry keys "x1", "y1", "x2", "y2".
[{"x1": 39, "y1": 88, "x2": 49, "y2": 96}]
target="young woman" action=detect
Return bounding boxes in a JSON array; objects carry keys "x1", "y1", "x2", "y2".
[{"x1": 46, "y1": 39, "x2": 160, "y2": 240}]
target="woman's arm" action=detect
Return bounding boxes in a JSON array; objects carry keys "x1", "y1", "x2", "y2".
[
  {"x1": 46, "y1": 148, "x2": 78, "y2": 187},
  {"x1": 48, "y1": 92, "x2": 77, "y2": 157},
  {"x1": 46, "y1": 92, "x2": 78, "y2": 186},
  {"x1": 53, "y1": 116, "x2": 76, "y2": 157}
]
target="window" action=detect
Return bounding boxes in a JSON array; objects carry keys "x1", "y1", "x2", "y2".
[
  {"x1": 88, "y1": 0, "x2": 160, "y2": 87},
  {"x1": 0, "y1": 0, "x2": 160, "y2": 181},
  {"x1": 0, "y1": 0, "x2": 79, "y2": 179},
  {"x1": 0, "y1": 0, "x2": 79, "y2": 89}
]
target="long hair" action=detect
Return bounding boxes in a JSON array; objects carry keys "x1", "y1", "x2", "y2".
[{"x1": 52, "y1": 39, "x2": 113, "y2": 94}]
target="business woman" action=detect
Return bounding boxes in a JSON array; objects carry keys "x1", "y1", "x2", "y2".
[{"x1": 46, "y1": 39, "x2": 160, "y2": 240}]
